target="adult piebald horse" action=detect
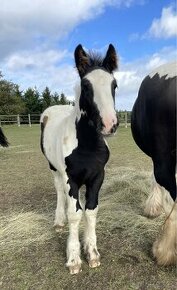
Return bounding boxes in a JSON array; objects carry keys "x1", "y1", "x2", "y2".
[
  {"x1": 0, "y1": 127, "x2": 9, "y2": 147},
  {"x1": 131, "y1": 62, "x2": 177, "y2": 266},
  {"x1": 40, "y1": 44, "x2": 118, "y2": 274}
]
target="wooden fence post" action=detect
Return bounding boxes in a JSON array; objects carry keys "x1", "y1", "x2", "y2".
[
  {"x1": 125, "y1": 111, "x2": 127, "y2": 128},
  {"x1": 17, "y1": 114, "x2": 20, "y2": 127},
  {"x1": 28, "y1": 114, "x2": 31, "y2": 127}
]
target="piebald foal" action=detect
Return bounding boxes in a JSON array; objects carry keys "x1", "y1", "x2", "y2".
[{"x1": 40, "y1": 44, "x2": 118, "y2": 274}]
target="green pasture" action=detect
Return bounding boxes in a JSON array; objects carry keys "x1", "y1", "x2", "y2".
[{"x1": 0, "y1": 125, "x2": 176, "y2": 290}]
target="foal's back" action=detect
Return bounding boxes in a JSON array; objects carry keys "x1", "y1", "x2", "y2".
[
  {"x1": 40, "y1": 104, "x2": 76, "y2": 172},
  {"x1": 40, "y1": 105, "x2": 73, "y2": 125}
]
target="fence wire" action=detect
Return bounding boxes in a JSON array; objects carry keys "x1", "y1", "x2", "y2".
[{"x1": 0, "y1": 112, "x2": 131, "y2": 127}]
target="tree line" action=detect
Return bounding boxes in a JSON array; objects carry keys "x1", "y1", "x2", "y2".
[{"x1": 0, "y1": 72, "x2": 72, "y2": 115}]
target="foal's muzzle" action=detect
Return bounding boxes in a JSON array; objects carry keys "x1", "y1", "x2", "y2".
[
  {"x1": 102, "y1": 120, "x2": 119, "y2": 136},
  {"x1": 110, "y1": 123, "x2": 119, "y2": 134}
]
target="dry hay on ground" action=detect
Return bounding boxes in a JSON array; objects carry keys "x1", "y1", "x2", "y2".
[{"x1": 0, "y1": 166, "x2": 164, "y2": 257}]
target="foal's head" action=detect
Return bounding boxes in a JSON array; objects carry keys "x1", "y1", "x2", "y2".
[{"x1": 75, "y1": 44, "x2": 118, "y2": 135}]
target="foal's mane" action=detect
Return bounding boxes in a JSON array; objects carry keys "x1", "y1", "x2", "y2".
[{"x1": 87, "y1": 51, "x2": 104, "y2": 68}]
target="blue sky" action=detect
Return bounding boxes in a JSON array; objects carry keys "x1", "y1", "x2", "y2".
[{"x1": 0, "y1": 0, "x2": 176, "y2": 110}]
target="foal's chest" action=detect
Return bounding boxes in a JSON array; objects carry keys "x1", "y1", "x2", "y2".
[{"x1": 65, "y1": 144, "x2": 109, "y2": 186}]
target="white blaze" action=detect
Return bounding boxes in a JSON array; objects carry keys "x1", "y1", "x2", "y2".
[{"x1": 85, "y1": 69, "x2": 117, "y2": 133}]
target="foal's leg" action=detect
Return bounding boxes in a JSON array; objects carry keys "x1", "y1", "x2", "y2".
[
  {"x1": 52, "y1": 171, "x2": 66, "y2": 231},
  {"x1": 84, "y1": 171, "x2": 104, "y2": 268},
  {"x1": 65, "y1": 180, "x2": 82, "y2": 274}
]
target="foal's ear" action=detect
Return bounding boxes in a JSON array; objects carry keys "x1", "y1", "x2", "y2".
[
  {"x1": 74, "y1": 44, "x2": 90, "y2": 78},
  {"x1": 102, "y1": 44, "x2": 118, "y2": 72}
]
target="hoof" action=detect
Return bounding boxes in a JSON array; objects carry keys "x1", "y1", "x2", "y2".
[
  {"x1": 89, "y1": 258, "x2": 101, "y2": 268},
  {"x1": 68, "y1": 264, "x2": 82, "y2": 275},
  {"x1": 53, "y1": 224, "x2": 65, "y2": 232},
  {"x1": 152, "y1": 212, "x2": 177, "y2": 266}
]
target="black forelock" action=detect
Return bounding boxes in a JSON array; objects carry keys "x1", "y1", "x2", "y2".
[
  {"x1": 88, "y1": 51, "x2": 104, "y2": 67},
  {"x1": 84, "y1": 51, "x2": 113, "y2": 75}
]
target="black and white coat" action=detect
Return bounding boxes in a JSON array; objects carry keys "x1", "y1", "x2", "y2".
[
  {"x1": 40, "y1": 44, "x2": 118, "y2": 274},
  {"x1": 131, "y1": 62, "x2": 177, "y2": 266}
]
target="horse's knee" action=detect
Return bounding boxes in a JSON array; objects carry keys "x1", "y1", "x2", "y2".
[
  {"x1": 85, "y1": 200, "x2": 98, "y2": 210},
  {"x1": 154, "y1": 162, "x2": 176, "y2": 201},
  {"x1": 154, "y1": 165, "x2": 167, "y2": 188}
]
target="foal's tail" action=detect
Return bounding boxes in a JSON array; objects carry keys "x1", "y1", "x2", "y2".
[{"x1": 0, "y1": 127, "x2": 9, "y2": 147}]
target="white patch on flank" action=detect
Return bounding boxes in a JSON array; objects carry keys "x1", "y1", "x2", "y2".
[
  {"x1": 40, "y1": 105, "x2": 78, "y2": 174},
  {"x1": 149, "y1": 62, "x2": 177, "y2": 80},
  {"x1": 85, "y1": 69, "x2": 117, "y2": 134}
]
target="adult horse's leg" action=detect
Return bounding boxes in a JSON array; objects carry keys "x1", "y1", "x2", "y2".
[
  {"x1": 65, "y1": 179, "x2": 82, "y2": 274},
  {"x1": 84, "y1": 171, "x2": 104, "y2": 268},
  {"x1": 144, "y1": 173, "x2": 163, "y2": 217},
  {"x1": 144, "y1": 172, "x2": 174, "y2": 218},
  {"x1": 152, "y1": 155, "x2": 177, "y2": 265},
  {"x1": 153, "y1": 197, "x2": 177, "y2": 265},
  {"x1": 52, "y1": 171, "x2": 66, "y2": 231}
]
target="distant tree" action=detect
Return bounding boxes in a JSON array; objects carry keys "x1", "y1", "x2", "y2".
[
  {"x1": 59, "y1": 92, "x2": 68, "y2": 105},
  {"x1": 0, "y1": 74, "x2": 25, "y2": 114},
  {"x1": 23, "y1": 87, "x2": 42, "y2": 114},
  {"x1": 51, "y1": 92, "x2": 60, "y2": 105},
  {"x1": 42, "y1": 86, "x2": 52, "y2": 110}
]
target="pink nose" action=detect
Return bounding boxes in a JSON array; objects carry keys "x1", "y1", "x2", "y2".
[{"x1": 102, "y1": 115, "x2": 118, "y2": 134}]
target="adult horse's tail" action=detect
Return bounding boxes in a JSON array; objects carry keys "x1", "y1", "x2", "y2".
[{"x1": 0, "y1": 127, "x2": 9, "y2": 147}]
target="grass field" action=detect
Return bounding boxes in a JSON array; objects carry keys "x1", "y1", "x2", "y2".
[{"x1": 0, "y1": 125, "x2": 176, "y2": 290}]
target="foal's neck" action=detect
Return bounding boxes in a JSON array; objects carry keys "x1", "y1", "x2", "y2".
[
  {"x1": 72, "y1": 84, "x2": 104, "y2": 151},
  {"x1": 75, "y1": 112, "x2": 103, "y2": 151}
]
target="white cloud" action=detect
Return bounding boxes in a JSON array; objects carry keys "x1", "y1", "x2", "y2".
[
  {"x1": 0, "y1": 0, "x2": 145, "y2": 103},
  {"x1": 1, "y1": 1, "x2": 175, "y2": 111},
  {"x1": 2, "y1": 45, "x2": 176, "y2": 110},
  {"x1": 0, "y1": 0, "x2": 138, "y2": 60},
  {"x1": 2, "y1": 49, "x2": 77, "y2": 96},
  {"x1": 1, "y1": 41, "x2": 176, "y2": 111},
  {"x1": 115, "y1": 46, "x2": 177, "y2": 110},
  {"x1": 147, "y1": 5, "x2": 177, "y2": 39},
  {"x1": 129, "y1": 5, "x2": 177, "y2": 41},
  {"x1": 115, "y1": 70, "x2": 141, "y2": 110},
  {"x1": 5, "y1": 49, "x2": 69, "y2": 71}
]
